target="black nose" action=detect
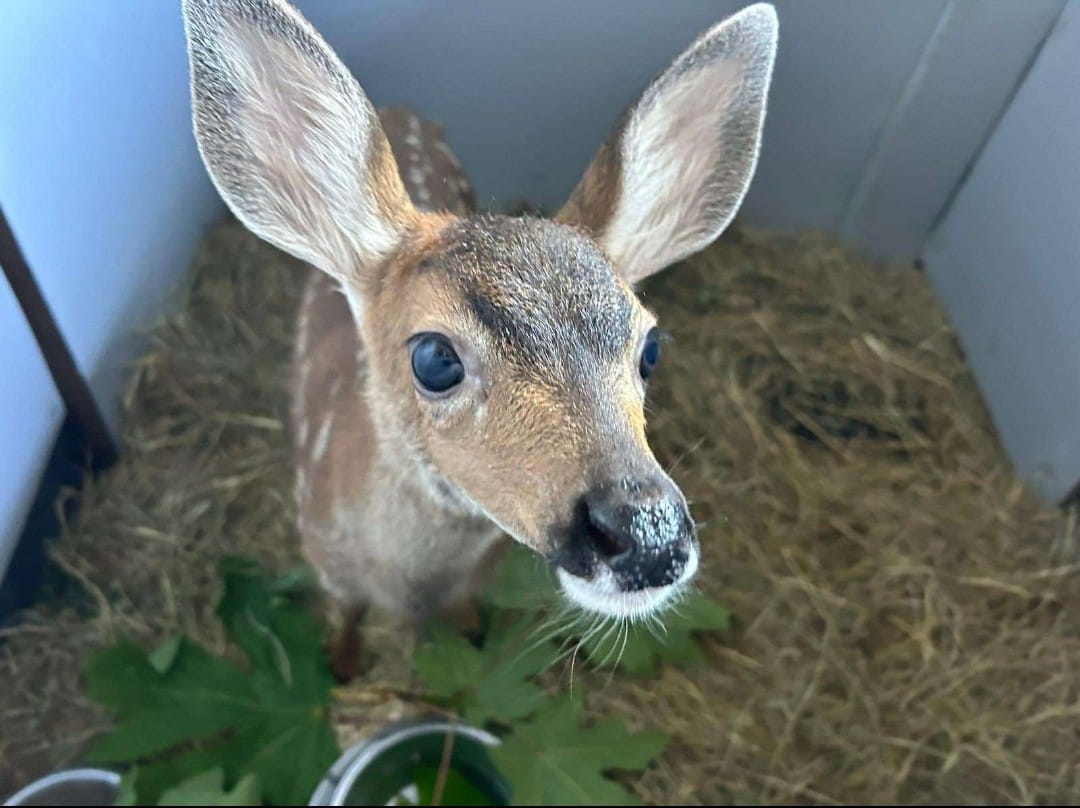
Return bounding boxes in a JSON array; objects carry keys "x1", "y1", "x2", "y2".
[
  {"x1": 583, "y1": 492, "x2": 638, "y2": 562},
  {"x1": 574, "y1": 475, "x2": 696, "y2": 588}
]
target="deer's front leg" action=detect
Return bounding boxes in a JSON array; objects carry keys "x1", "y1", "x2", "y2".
[{"x1": 330, "y1": 602, "x2": 368, "y2": 684}]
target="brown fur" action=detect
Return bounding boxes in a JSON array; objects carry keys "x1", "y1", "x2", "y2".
[{"x1": 557, "y1": 132, "x2": 623, "y2": 236}]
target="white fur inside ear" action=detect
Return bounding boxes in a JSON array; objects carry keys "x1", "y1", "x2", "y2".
[
  {"x1": 603, "y1": 3, "x2": 778, "y2": 284},
  {"x1": 611, "y1": 61, "x2": 743, "y2": 281},
  {"x1": 185, "y1": 0, "x2": 406, "y2": 279}
]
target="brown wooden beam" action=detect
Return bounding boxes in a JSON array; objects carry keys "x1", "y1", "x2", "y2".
[{"x1": 0, "y1": 205, "x2": 118, "y2": 468}]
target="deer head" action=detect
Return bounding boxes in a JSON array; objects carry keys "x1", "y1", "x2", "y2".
[{"x1": 183, "y1": 0, "x2": 778, "y2": 619}]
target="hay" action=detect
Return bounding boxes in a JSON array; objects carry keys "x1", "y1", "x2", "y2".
[{"x1": 3, "y1": 217, "x2": 1079, "y2": 804}]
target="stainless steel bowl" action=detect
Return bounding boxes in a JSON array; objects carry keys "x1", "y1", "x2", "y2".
[
  {"x1": 309, "y1": 719, "x2": 507, "y2": 806},
  {"x1": 3, "y1": 769, "x2": 120, "y2": 807}
]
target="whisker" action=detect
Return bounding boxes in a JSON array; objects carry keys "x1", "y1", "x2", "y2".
[
  {"x1": 523, "y1": 611, "x2": 564, "y2": 644},
  {"x1": 664, "y1": 600, "x2": 690, "y2": 622},
  {"x1": 551, "y1": 612, "x2": 601, "y2": 668},
  {"x1": 645, "y1": 613, "x2": 668, "y2": 640},
  {"x1": 605, "y1": 619, "x2": 632, "y2": 686},
  {"x1": 515, "y1": 611, "x2": 579, "y2": 667},
  {"x1": 665, "y1": 436, "x2": 706, "y2": 475},
  {"x1": 568, "y1": 614, "x2": 607, "y2": 695},
  {"x1": 618, "y1": 618, "x2": 631, "y2": 666},
  {"x1": 593, "y1": 617, "x2": 624, "y2": 669},
  {"x1": 548, "y1": 613, "x2": 591, "y2": 656}
]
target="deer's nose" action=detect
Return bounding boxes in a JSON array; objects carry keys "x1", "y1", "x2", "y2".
[
  {"x1": 580, "y1": 475, "x2": 696, "y2": 588},
  {"x1": 583, "y1": 496, "x2": 637, "y2": 562}
]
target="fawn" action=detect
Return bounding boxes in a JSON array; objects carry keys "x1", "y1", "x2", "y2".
[{"x1": 182, "y1": 0, "x2": 777, "y2": 678}]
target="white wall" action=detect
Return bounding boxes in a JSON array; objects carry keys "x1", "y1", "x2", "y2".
[
  {"x1": 839, "y1": 0, "x2": 1065, "y2": 258},
  {"x1": 0, "y1": 1, "x2": 225, "y2": 431},
  {"x1": 295, "y1": 0, "x2": 1062, "y2": 258},
  {"x1": 0, "y1": 0, "x2": 225, "y2": 570},
  {"x1": 924, "y1": 4, "x2": 1080, "y2": 503}
]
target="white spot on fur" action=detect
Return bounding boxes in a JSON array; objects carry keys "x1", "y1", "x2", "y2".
[
  {"x1": 407, "y1": 165, "x2": 432, "y2": 204},
  {"x1": 296, "y1": 290, "x2": 313, "y2": 359},
  {"x1": 312, "y1": 413, "x2": 334, "y2": 462},
  {"x1": 433, "y1": 140, "x2": 463, "y2": 171},
  {"x1": 316, "y1": 566, "x2": 335, "y2": 595},
  {"x1": 406, "y1": 113, "x2": 422, "y2": 143},
  {"x1": 296, "y1": 358, "x2": 312, "y2": 413}
]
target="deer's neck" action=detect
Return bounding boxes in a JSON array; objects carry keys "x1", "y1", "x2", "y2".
[{"x1": 365, "y1": 384, "x2": 490, "y2": 526}]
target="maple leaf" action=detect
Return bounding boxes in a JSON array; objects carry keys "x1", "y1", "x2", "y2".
[
  {"x1": 489, "y1": 698, "x2": 667, "y2": 806},
  {"x1": 85, "y1": 558, "x2": 338, "y2": 806},
  {"x1": 413, "y1": 616, "x2": 556, "y2": 726}
]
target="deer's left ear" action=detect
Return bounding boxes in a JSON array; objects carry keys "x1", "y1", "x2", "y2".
[{"x1": 557, "y1": 4, "x2": 778, "y2": 285}]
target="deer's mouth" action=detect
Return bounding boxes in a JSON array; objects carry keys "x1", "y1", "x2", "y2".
[
  {"x1": 554, "y1": 542, "x2": 699, "y2": 619},
  {"x1": 543, "y1": 472, "x2": 701, "y2": 619}
]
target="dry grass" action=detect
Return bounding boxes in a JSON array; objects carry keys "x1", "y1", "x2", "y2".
[{"x1": 2, "y1": 217, "x2": 1079, "y2": 804}]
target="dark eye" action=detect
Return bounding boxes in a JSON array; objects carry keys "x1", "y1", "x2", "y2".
[
  {"x1": 639, "y1": 327, "x2": 662, "y2": 380},
  {"x1": 411, "y1": 333, "x2": 465, "y2": 394}
]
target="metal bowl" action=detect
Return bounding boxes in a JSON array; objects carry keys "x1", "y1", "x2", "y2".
[
  {"x1": 4, "y1": 769, "x2": 120, "y2": 807},
  {"x1": 309, "y1": 719, "x2": 509, "y2": 806}
]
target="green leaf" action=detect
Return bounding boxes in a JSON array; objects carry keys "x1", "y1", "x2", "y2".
[
  {"x1": 156, "y1": 768, "x2": 261, "y2": 806},
  {"x1": 474, "y1": 615, "x2": 560, "y2": 723},
  {"x1": 666, "y1": 590, "x2": 732, "y2": 632},
  {"x1": 414, "y1": 616, "x2": 556, "y2": 725},
  {"x1": 485, "y1": 544, "x2": 557, "y2": 611},
  {"x1": 581, "y1": 591, "x2": 731, "y2": 675},
  {"x1": 219, "y1": 717, "x2": 338, "y2": 806},
  {"x1": 86, "y1": 557, "x2": 339, "y2": 807},
  {"x1": 216, "y1": 556, "x2": 335, "y2": 701},
  {"x1": 115, "y1": 769, "x2": 138, "y2": 806},
  {"x1": 87, "y1": 638, "x2": 252, "y2": 762},
  {"x1": 413, "y1": 624, "x2": 485, "y2": 700},
  {"x1": 116, "y1": 746, "x2": 228, "y2": 806},
  {"x1": 490, "y1": 699, "x2": 667, "y2": 806}
]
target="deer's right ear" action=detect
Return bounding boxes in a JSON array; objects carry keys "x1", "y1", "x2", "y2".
[
  {"x1": 182, "y1": 0, "x2": 414, "y2": 281},
  {"x1": 557, "y1": 3, "x2": 778, "y2": 286}
]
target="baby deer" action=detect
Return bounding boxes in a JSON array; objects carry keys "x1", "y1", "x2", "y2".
[{"x1": 182, "y1": 0, "x2": 777, "y2": 678}]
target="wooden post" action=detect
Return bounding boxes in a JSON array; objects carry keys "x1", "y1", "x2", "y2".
[{"x1": 0, "y1": 206, "x2": 118, "y2": 468}]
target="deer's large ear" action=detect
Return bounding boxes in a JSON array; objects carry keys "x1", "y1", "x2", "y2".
[
  {"x1": 558, "y1": 4, "x2": 778, "y2": 285},
  {"x1": 182, "y1": 0, "x2": 414, "y2": 281}
]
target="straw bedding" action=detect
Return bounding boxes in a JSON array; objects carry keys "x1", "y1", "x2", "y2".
[{"x1": 2, "y1": 216, "x2": 1078, "y2": 804}]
